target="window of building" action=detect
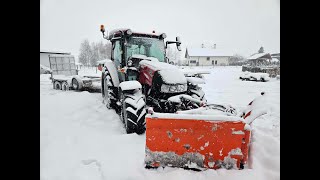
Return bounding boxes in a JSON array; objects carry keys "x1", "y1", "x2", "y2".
[
  {"x1": 215, "y1": 60, "x2": 217, "y2": 65},
  {"x1": 207, "y1": 57, "x2": 210, "y2": 60},
  {"x1": 190, "y1": 60, "x2": 196, "y2": 64}
]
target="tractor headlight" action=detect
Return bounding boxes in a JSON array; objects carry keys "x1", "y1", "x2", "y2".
[{"x1": 161, "y1": 84, "x2": 187, "y2": 93}]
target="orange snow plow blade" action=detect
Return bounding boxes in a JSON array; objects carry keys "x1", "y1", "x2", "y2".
[{"x1": 144, "y1": 114, "x2": 251, "y2": 170}]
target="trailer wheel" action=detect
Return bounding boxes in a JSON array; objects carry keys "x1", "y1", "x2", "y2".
[
  {"x1": 120, "y1": 92, "x2": 146, "y2": 135},
  {"x1": 54, "y1": 81, "x2": 62, "y2": 90},
  {"x1": 62, "y1": 82, "x2": 69, "y2": 91}
]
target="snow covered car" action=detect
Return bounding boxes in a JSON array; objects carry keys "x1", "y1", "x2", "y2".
[
  {"x1": 40, "y1": 64, "x2": 52, "y2": 74},
  {"x1": 239, "y1": 71, "x2": 270, "y2": 82}
]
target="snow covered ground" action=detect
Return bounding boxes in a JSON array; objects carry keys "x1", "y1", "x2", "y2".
[{"x1": 40, "y1": 66, "x2": 280, "y2": 180}]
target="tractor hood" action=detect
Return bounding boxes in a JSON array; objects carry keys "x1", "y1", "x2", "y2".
[{"x1": 139, "y1": 59, "x2": 187, "y2": 85}]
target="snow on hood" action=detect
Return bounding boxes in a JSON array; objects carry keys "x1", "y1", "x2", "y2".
[{"x1": 139, "y1": 59, "x2": 187, "y2": 84}]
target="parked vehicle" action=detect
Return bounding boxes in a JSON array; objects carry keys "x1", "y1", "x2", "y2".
[{"x1": 49, "y1": 54, "x2": 101, "y2": 92}]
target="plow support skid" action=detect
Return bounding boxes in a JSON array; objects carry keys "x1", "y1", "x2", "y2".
[{"x1": 145, "y1": 114, "x2": 251, "y2": 170}]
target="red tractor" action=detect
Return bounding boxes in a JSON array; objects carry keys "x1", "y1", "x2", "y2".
[
  {"x1": 99, "y1": 26, "x2": 207, "y2": 134},
  {"x1": 98, "y1": 26, "x2": 267, "y2": 170}
]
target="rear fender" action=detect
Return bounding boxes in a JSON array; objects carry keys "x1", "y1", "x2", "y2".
[{"x1": 104, "y1": 59, "x2": 120, "y2": 87}]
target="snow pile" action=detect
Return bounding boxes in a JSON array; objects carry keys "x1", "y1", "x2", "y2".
[
  {"x1": 240, "y1": 93, "x2": 271, "y2": 124},
  {"x1": 41, "y1": 66, "x2": 279, "y2": 180},
  {"x1": 180, "y1": 68, "x2": 211, "y2": 76},
  {"x1": 249, "y1": 73, "x2": 270, "y2": 80}
]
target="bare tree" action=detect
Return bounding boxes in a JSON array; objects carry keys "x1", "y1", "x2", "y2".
[
  {"x1": 90, "y1": 42, "x2": 99, "y2": 66},
  {"x1": 104, "y1": 42, "x2": 112, "y2": 59},
  {"x1": 229, "y1": 54, "x2": 246, "y2": 66},
  {"x1": 78, "y1": 39, "x2": 91, "y2": 67},
  {"x1": 258, "y1": 47, "x2": 264, "y2": 53},
  {"x1": 96, "y1": 41, "x2": 112, "y2": 60},
  {"x1": 166, "y1": 46, "x2": 181, "y2": 65},
  {"x1": 166, "y1": 46, "x2": 175, "y2": 63}
]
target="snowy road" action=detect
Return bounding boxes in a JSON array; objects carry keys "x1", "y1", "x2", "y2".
[{"x1": 40, "y1": 66, "x2": 280, "y2": 180}]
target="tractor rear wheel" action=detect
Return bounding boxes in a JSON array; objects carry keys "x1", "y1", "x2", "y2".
[{"x1": 103, "y1": 74, "x2": 117, "y2": 110}]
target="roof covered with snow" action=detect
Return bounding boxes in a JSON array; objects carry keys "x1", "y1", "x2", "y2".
[
  {"x1": 40, "y1": 49, "x2": 71, "y2": 54},
  {"x1": 186, "y1": 48, "x2": 233, "y2": 57},
  {"x1": 49, "y1": 54, "x2": 75, "y2": 58},
  {"x1": 247, "y1": 53, "x2": 272, "y2": 60}
]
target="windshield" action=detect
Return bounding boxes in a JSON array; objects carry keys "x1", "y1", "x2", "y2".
[{"x1": 126, "y1": 36, "x2": 165, "y2": 62}]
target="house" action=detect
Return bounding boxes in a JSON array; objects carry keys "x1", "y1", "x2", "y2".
[
  {"x1": 243, "y1": 52, "x2": 279, "y2": 77},
  {"x1": 40, "y1": 49, "x2": 71, "y2": 68},
  {"x1": 185, "y1": 46, "x2": 232, "y2": 66},
  {"x1": 271, "y1": 53, "x2": 280, "y2": 61},
  {"x1": 246, "y1": 52, "x2": 272, "y2": 66}
]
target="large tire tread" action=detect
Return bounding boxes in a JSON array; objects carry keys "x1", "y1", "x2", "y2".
[{"x1": 121, "y1": 93, "x2": 146, "y2": 135}]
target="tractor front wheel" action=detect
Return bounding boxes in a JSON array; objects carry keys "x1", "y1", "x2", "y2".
[{"x1": 120, "y1": 91, "x2": 146, "y2": 135}]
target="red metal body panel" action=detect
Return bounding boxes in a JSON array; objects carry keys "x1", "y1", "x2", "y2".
[
  {"x1": 145, "y1": 117, "x2": 251, "y2": 170},
  {"x1": 139, "y1": 64, "x2": 157, "y2": 87}
]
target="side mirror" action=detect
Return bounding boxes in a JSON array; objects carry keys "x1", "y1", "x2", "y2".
[{"x1": 176, "y1": 36, "x2": 181, "y2": 51}]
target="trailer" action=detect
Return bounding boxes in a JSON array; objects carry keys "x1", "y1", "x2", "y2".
[
  {"x1": 239, "y1": 71, "x2": 270, "y2": 82},
  {"x1": 49, "y1": 54, "x2": 101, "y2": 92}
]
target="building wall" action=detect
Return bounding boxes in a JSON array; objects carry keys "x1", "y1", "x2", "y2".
[
  {"x1": 40, "y1": 53, "x2": 50, "y2": 67},
  {"x1": 187, "y1": 56, "x2": 230, "y2": 66}
]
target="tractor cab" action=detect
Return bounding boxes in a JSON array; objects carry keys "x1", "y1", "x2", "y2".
[{"x1": 100, "y1": 26, "x2": 181, "y2": 71}]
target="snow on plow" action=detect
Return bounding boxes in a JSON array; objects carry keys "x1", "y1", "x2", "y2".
[{"x1": 145, "y1": 93, "x2": 267, "y2": 170}]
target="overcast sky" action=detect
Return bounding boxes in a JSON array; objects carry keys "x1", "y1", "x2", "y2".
[{"x1": 40, "y1": 0, "x2": 280, "y2": 58}]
